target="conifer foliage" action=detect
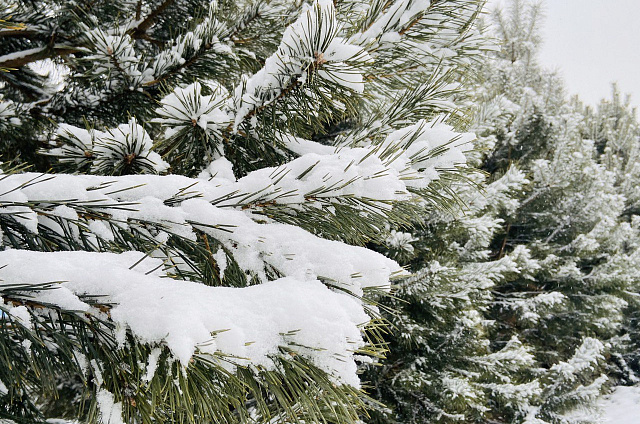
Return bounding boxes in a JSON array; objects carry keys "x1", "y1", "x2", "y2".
[
  {"x1": 0, "y1": 0, "x2": 485, "y2": 423},
  {"x1": 475, "y1": 3, "x2": 640, "y2": 422},
  {"x1": 366, "y1": 1, "x2": 640, "y2": 423}
]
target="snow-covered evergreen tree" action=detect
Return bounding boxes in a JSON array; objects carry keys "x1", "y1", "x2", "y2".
[
  {"x1": 0, "y1": 1, "x2": 487, "y2": 423},
  {"x1": 474, "y1": 1, "x2": 640, "y2": 422},
  {"x1": 579, "y1": 87, "x2": 640, "y2": 383},
  {"x1": 365, "y1": 166, "x2": 543, "y2": 424},
  {"x1": 367, "y1": 1, "x2": 640, "y2": 423}
]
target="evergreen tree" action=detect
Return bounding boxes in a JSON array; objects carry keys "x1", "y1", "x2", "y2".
[
  {"x1": 475, "y1": 2, "x2": 640, "y2": 422},
  {"x1": 368, "y1": 1, "x2": 640, "y2": 423},
  {"x1": 579, "y1": 86, "x2": 640, "y2": 382},
  {"x1": 365, "y1": 166, "x2": 543, "y2": 424},
  {"x1": 0, "y1": 1, "x2": 485, "y2": 423}
]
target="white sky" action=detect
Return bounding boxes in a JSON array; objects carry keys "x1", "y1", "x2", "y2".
[{"x1": 485, "y1": 0, "x2": 640, "y2": 108}]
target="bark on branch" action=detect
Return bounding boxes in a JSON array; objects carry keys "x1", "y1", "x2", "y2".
[
  {"x1": 0, "y1": 45, "x2": 81, "y2": 69},
  {"x1": 128, "y1": 0, "x2": 177, "y2": 39}
]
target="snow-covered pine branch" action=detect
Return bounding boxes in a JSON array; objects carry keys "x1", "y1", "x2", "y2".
[{"x1": 0, "y1": 0, "x2": 485, "y2": 422}]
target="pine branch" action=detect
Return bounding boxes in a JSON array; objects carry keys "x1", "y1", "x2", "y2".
[
  {"x1": 0, "y1": 27, "x2": 43, "y2": 39},
  {"x1": 0, "y1": 45, "x2": 81, "y2": 69},
  {"x1": 0, "y1": 1, "x2": 495, "y2": 422},
  {"x1": 127, "y1": 0, "x2": 177, "y2": 39}
]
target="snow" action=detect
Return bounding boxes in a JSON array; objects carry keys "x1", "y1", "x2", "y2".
[
  {"x1": 83, "y1": 29, "x2": 152, "y2": 87},
  {"x1": 43, "y1": 119, "x2": 464, "y2": 213},
  {"x1": 0, "y1": 142, "x2": 422, "y2": 388},
  {"x1": 199, "y1": 157, "x2": 236, "y2": 181},
  {"x1": 0, "y1": 47, "x2": 46, "y2": 64},
  {"x1": 4, "y1": 305, "x2": 32, "y2": 329},
  {"x1": 551, "y1": 338, "x2": 605, "y2": 379},
  {"x1": 142, "y1": 348, "x2": 162, "y2": 382},
  {"x1": 0, "y1": 250, "x2": 369, "y2": 386},
  {"x1": 279, "y1": 132, "x2": 337, "y2": 156},
  {"x1": 228, "y1": 148, "x2": 409, "y2": 208},
  {"x1": 377, "y1": 120, "x2": 473, "y2": 188},
  {"x1": 153, "y1": 81, "x2": 230, "y2": 143},
  {"x1": 212, "y1": 247, "x2": 228, "y2": 279},
  {"x1": 385, "y1": 230, "x2": 417, "y2": 254},
  {"x1": 96, "y1": 389, "x2": 125, "y2": 424},
  {"x1": 352, "y1": 0, "x2": 431, "y2": 43},
  {"x1": 46, "y1": 118, "x2": 168, "y2": 173},
  {"x1": 93, "y1": 118, "x2": 169, "y2": 173},
  {"x1": 0, "y1": 96, "x2": 21, "y2": 127},
  {"x1": 182, "y1": 198, "x2": 403, "y2": 294},
  {"x1": 0, "y1": 169, "x2": 407, "y2": 288},
  {"x1": 600, "y1": 385, "x2": 640, "y2": 423},
  {"x1": 55, "y1": 123, "x2": 96, "y2": 154},
  {"x1": 150, "y1": 3, "x2": 231, "y2": 79},
  {"x1": 232, "y1": 0, "x2": 367, "y2": 129}
]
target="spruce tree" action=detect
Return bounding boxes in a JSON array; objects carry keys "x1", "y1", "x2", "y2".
[
  {"x1": 579, "y1": 86, "x2": 640, "y2": 383},
  {"x1": 0, "y1": 1, "x2": 486, "y2": 423},
  {"x1": 475, "y1": 2, "x2": 640, "y2": 422},
  {"x1": 367, "y1": 1, "x2": 640, "y2": 423},
  {"x1": 365, "y1": 166, "x2": 543, "y2": 424}
]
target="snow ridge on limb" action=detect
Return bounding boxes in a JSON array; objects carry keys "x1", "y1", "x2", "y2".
[
  {"x1": 0, "y1": 250, "x2": 369, "y2": 387},
  {"x1": 0, "y1": 170, "x2": 406, "y2": 293}
]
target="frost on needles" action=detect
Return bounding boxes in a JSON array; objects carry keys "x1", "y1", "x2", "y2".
[
  {"x1": 0, "y1": 0, "x2": 483, "y2": 423},
  {"x1": 363, "y1": 2, "x2": 640, "y2": 424}
]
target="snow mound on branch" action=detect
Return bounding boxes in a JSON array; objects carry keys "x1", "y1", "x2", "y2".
[
  {"x1": 352, "y1": 0, "x2": 431, "y2": 43},
  {"x1": 153, "y1": 81, "x2": 231, "y2": 141},
  {"x1": 46, "y1": 118, "x2": 168, "y2": 173},
  {"x1": 379, "y1": 120, "x2": 473, "y2": 188},
  {"x1": 183, "y1": 199, "x2": 401, "y2": 293},
  {"x1": 0, "y1": 169, "x2": 405, "y2": 294},
  {"x1": 0, "y1": 158, "x2": 408, "y2": 385},
  {"x1": 0, "y1": 250, "x2": 369, "y2": 387},
  {"x1": 93, "y1": 118, "x2": 168, "y2": 173},
  {"x1": 279, "y1": 121, "x2": 473, "y2": 192}
]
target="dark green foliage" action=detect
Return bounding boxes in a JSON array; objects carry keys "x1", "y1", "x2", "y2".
[{"x1": 0, "y1": 1, "x2": 493, "y2": 423}]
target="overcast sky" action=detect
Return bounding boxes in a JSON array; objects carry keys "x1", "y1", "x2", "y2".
[{"x1": 485, "y1": 0, "x2": 640, "y2": 109}]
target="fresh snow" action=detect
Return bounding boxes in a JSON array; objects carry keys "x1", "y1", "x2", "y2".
[
  {"x1": 0, "y1": 162, "x2": 413, "y2": 385},
  {"x1": 95, "y1": 389, "x2": 125, "y2": 424},
  {"x1": 150, "y1": 2, "x2": 230, "y2": 80},
  {"x1": 0, "y1": 101, "x2": 471, "y2": 388},
  {"x1": 0, "y1": 47, "x2": 46, "y2": 64},
  {"x1": 352, "y1": 0, "x2": 431, "y2": 43},
  {"x1": 0, "y1": 171, "x2": 406, "y2": 291},
  {"x1": 0, "y1": 250, "x2": 369, "y2": 387},
  {"x1": 232, "y1": 0, "x2": 367, "y2": 129},
  {"x1": 599, "y1": 385, "x2": 640, "y2": 423},
  {"x1": 153, "y1": 81, "x2": 230, "y2": 142},
  {"x1": 46, "y1": 118, "x2": 168, "y2": 173}
]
